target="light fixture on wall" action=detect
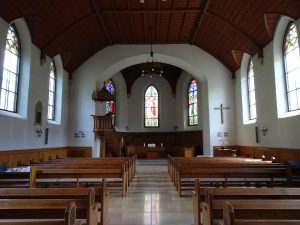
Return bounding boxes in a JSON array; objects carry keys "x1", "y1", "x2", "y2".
[
  {"x1": 261, "y1": 127, "x2": 268, "y2": 136},
  {"x1": 141, "y1": 27, "x2": 163, "y2": 78}
]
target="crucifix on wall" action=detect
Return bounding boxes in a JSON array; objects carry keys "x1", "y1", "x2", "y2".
[{"x1": 214, "y1": 104, "x2": 230, "y2": 124}]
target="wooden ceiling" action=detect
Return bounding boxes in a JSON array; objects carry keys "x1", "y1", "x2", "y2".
[{"x1": 1, "y1": 0, "x2": 300, "y2": 74}]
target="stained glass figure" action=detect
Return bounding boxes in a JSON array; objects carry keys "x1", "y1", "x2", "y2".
[
  {"x1": 145, "y1": 85, "x2": 159, "y2": 127},
  {"x1": 188, "y1": 79, "x2": 198, "y2": 125},
  {"x1": 105, "y1": 79, "x2": 116, "y2": 125},
  {"x1": 105, "y1": 79, "x2": 115, "y2": 114}
]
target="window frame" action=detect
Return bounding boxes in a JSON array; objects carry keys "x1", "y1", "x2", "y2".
[
  {"x1": 47, "y1": 60, "x2": 57, "y2": 121},
  {"x1": 247, "y1": 59, "x2": 257, "y2": 121},
  {"x1": 0, "y1": 23, "x2": 21, "y2": 113},
  {"x1": 144, "y1": 85, "x2": 159, "y2": 128},
  {"x1": 187, "y1": 79, "x2": 198, "y2": 126},
  {"x1": 283, "y1": 21, "x2": 300, "y2": 112}
]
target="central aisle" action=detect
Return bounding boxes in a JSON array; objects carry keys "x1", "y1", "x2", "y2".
[{"x1": 108, "y1": 159, "x2": 194, "y2": 225}]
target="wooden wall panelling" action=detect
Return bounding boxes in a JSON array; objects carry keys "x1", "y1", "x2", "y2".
[
  {"x1": 0, "y1": 146, "x2": 91, "y2": 167},
  {"x1": 238, "y1": 146, "x2": 300, "y2": 163},
  {"x1": 123, "y1": 131, "x2": 203, "y2": 157},
  {"x1": 238, "y1": 146, "x2": 254, "y2": 158},
  {"x1": 280, "y1": 150, "x2": 298, "y2": 162},
  {"x1": 67, "y1": 146, "x2": 92, "y2": 158},
  {"x1": 0, "y1": 152, "x2": 7, "y2": 166}
]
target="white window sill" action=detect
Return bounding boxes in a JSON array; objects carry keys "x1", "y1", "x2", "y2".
[
  {"x1": 47, "y1": 120, "x2": 61, "y2": 126},
  {"x1": 279, "y1": 110, "x2": 300, "y2": 119},
  {"x1": 0, "y1": 110, "x2": 25, "y2": 120},
  {"x1": 244, "y1": 119, "x2": 256, "y2": 125}
]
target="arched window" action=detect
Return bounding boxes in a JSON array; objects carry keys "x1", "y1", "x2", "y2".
[
  {"x1": 105, "y1": 79, "x2": 116, "y2": 125},
  {"x1": 145, "y1": 85, "x2": 159, "y2": 127},
  {"x1": 47, "y1": 60, "x2": 56, "y2": 120},
  {"x1": 0, "y1": 24, "x2": 21, "y2": 112},
  {"x1": 283, "y1": 22, "x2": 300, "y2": 111},
  {"x1": 188, "y1": 79, "x2": 198, "y2": 126},
  {"x1": 247, "y1": 59, "x2": 257, "y2": 120}
]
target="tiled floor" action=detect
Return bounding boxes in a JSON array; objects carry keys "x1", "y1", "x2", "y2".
[{"x1": 108, "y1": 160, "x2": 194, "y2": 225}]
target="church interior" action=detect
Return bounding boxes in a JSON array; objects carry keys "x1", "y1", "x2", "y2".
[{"x1": 0, "y1": 0, "x2": 300, "y2": 225}]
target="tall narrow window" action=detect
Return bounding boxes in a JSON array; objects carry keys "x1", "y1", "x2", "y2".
[
  {"x1": 247, "y1": 59, "x2": 257, "y2": 120},
  {"x1": 283, "y1": 22, "x2": 300, "y2": 111},
  {"x1": 145, "y1": 85, "x2": 159, "y2": 127},
  {"x1": 188, "y1": 79, "x2": 198, "y2": 126},
  {"x1": 105, "y1": 79, "x2": 116, "y2": 125},
  {"x1": 47, "y1": 60, "x2": 56, "y2": 120},
  {"x1": 0, "y1": 24, "x2": 21, "y2": 112}
]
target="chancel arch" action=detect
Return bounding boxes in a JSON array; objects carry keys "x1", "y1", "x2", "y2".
[{"x1": 72, "y1": 45, "x2": 233, "y2": 155}]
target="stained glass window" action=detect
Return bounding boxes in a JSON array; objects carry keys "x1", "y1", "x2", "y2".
[
  {"x1": 105, "y1": 79, "x2": 116, "y2": 125},
  {"x1": 48, "y1": 61, "x2": 56, "y2": 120},
  {"x1": 188, "y1": 79, "x2": 198, "y2": 126},
  {"x1": 0, "y1": 24, "x2": 21, "y2": 112},
  {"x1": 145, "y1": 85, "x2": 159, "y2": 127},
  {"x1": 247, "y1": 59, "x2": 257, "y2": 120},
  {"x1": 283, "y1": 22, "x2": 300, "y2": 111}
]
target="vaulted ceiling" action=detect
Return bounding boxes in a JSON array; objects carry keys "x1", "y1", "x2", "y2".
[{"x1": 1, "y1": 0, "x2": 300, "y2": 74}]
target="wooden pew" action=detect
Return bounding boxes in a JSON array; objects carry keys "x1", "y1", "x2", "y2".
[
  {"x1": 177, "y1": 164, "x2": 286, "y2": 197},
  {"x1": 0, "y1": 187, "x2": 104, "y2": 225},
  {"x1": 0, "y1": 166, "x2": 31, "y2": 188},
  {"x1": 36, "y1": 156, "x2": 137, "y2": 185},
  {"x1": 0, "y1": 156, "x2": 137, "y2": 197},
  {"x1": 0, "y1": 201, "x2": 83, "y2": 225},
  {"x1": 168, "y1": 155, "x2": 272, "y2": 185},
  {"x1": 221, "y1": 200, "x2": 300, "y2": 225},
  {"x1": 196, "y1": 185, "x2": 300, "y2": 225},
  {"x1": 29, "y1": 166, "x2": 127, "y2": 197}
]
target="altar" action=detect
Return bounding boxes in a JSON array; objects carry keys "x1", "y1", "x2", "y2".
[{"x1": 145, "y1": 147, "x2": 165, "y2": 159}]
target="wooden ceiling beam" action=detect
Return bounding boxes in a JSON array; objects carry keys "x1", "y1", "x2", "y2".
[
  {"x1": 101, "y1": 9, "x2": 201, "y2": 14},
  {"x1": 90, "y1": 0, "x2": 113, "y2": 45},
  {"x1": 167, "y1": 0, "x2": 177, "y2": 41},
  {"x1": 178, "y1": 0, "x2": 192, "y2": 41},
  {"x1": 41, "y1": 12, "x2": 96, "y2": 53},
  {"x1": 112, "y1": 0, "x2": 124, "y2": 41},
  {"x1": 143, "y1": 3, "x2": 148, "y2": 42},
  {"x1": 190, "y1": 0, "x2": 210, "y2": 44},
  {"x1": 206, "y1": 11, "x2": 261, "y2": 50},
  {"x1": 156, "y1": 0, "x2": 161, "y2": 41},
  {"x1": 127, "y1": 0, "x2": 135, "y2": 42}
]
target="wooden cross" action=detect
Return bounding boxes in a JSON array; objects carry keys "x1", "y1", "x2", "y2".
[{"x1": 214, "y1": 104, "x2": 230, "y2": 124}]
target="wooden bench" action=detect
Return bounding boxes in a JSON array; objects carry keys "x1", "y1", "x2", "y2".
[
  {"x1": 29, "y1": 166, "x2": 127, "y2": 197},
  {"x1": 168, "y1": 155, "x2": 271, "y2": 185},
  {"x1": 196, "y1": 185, "x2": 300, "y2": 225},
  {"x1": 177, "y1": 164, "x2": 287, "y2": 197},
  {"x1": 0, "y1": 201, "x2": 83, "y2": 225},
  {"x1": 36, "y1": 156, "x2": 136, "y2": 187},
  {"x1": 0, "y1": 187, "x2": 105, "y2": 225},
  {"x1": 0, "y1": 166, "x2": 31, "y2": 188},
  {"x1": 0, "y1": 189, "x2": 100, "y2": 225},
  {"x1": 220, "y1": 200, "x2": 300, "y2": 225}
]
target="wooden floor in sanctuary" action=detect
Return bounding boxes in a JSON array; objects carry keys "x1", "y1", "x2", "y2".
[{"x1": 108, "y1": 159, "x2": 194, "y2": 225}]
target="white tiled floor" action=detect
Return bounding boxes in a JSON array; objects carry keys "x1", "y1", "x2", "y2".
[{"x1": 108, "y1": 160, "x2": 194, "y2": 225}]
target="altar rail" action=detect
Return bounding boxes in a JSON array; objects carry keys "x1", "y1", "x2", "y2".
[{"x1": 0, "y1": 146, "x2": 92, "y2": 167}]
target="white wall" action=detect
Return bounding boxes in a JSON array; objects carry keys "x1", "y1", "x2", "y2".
[
  {"x1": 69, "y1": 44, "x2": 235, "y2": 156},
  {"x1": 0, "y1": 17, "x2": 69, "y2": 150},
  {"x1": 235, "y1": 17, "x2": 300, "y2": 149}
]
